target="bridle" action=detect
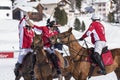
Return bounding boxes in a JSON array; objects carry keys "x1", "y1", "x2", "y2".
[
  {"x1": 56, "y1": 32, "x2": 89, "y2": 62},
  {"x1": 32, "y1": 35, "x2": 48, "y2": 63}
]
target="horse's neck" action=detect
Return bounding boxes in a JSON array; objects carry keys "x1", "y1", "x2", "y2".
[
  {"x1": 36, "y1": 49, "x2": 47, "y2": 63},
  {"x1": 68, "y1": 34, "x2": 82, "y2": 55}
]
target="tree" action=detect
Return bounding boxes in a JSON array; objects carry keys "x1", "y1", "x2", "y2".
[
  {"x1": 54, "y1": 7, "x2": 68, "y2": 26},
  {"x1": 74, "y1": 17, "x2": 81, "y2": 31},
  {"x1": 75, "y1": 0, "x2": 82, "y2": 11},
  {"x1": 11, "y1": 0, "x2": 15, "y2": 4},
  {"x1": 113, "y1": 0, "x2": 120, "y2": 23},
  {"x1": 81, "y1": 21, "x2": 85, "y2": 32},
  {"x1": 108, "y1": 12, "x2": 115, "y2": 23}
]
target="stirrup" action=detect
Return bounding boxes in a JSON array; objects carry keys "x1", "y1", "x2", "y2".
[{"x1": 97, "y1": 70, "x2": 106, "y2": 75}]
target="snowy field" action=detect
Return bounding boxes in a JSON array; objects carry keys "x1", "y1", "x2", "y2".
[{"x1": 0, "y1": 15, "x2": 120, "y2": 80}]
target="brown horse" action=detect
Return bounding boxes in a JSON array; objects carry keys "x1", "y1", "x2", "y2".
[
  {"x1": 14, "y1": 33, "x2": 72, "y2": 80},
  {"x1": 32, "y1": 33, "x2": 66, "y2": 80},
  {"x1": 31, "y1": 33, "x2": 53, "y2": 80},
  {"x1": 53, "y1": 27, "x2": 120, "y2": 80}
]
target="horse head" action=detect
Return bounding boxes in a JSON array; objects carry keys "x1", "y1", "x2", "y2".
[
  {"x1": 54, "y1": 28, "x2": 74, "y2": 45},
  {"x1": 32, "y1": 33, "x2": 44, "y2": 49},
  {"x1": 32, "y1": 32, "x2": 47, "y2": 63}
]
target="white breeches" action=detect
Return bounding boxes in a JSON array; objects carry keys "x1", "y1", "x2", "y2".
[
  {"x1": 94, "y1": 41, "x2": 106, "y2": 55},
  {"x1": 44, "y1": 46, "x2": 55, "y2": 54},
  {"x1": 17, "y1": 48, "x2": 33, "y2": 64}
]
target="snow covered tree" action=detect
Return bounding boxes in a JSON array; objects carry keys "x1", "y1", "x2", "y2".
[
  {"x1": 81, "y1": 21, "x2": 85, "y2": 32},
  {"x1": 76, "y1": 0, "x2": 82, "y2": 11},
  {"x1": 108, "y1": 12, "x2": 115, "y2": 23},
  {"x1": 54, "y1": 7, "x2": 68, "y2": 26},
  {"x1": 74, "y1": 17, "x2": 81, "y2": 31}
]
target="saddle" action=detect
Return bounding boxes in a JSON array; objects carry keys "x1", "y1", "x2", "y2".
[
  {"x1": 88, "y1": 46, "x2": 113, "y2": 66},
  {"x1": 88, "y1": 46, "x2": 114, "y2": 78}
]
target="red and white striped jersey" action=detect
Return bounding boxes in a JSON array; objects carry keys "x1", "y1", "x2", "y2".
[
  {"x1": 19, "y1": 17, "x2": 34, "y2": 49},
  {"x1": 81, "y1": 21, "x2": 106, "y2": 44}
]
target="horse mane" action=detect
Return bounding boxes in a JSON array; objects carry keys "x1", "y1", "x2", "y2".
[{"x1": 23, "y1": 52, "x2": 32, "y2": 63}]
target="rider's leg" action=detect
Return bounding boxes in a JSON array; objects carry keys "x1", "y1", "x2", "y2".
[
  {"x1": 50, "y1": 53, "x2": 61, "y2": 75},
  {"x1": 14, "y1": 49, "x2": 32, "y2": 76},
  {"x1": 14, "y1": 53, "x2": 24, "y2": 76},
  {"x1": 45, "y1": 47, "x2": 62, "y2": 75},
  {"x1": 92, "y1": 52, "x2": 106, "y2": 75},
  {"x1": 94, "y1": 41, "x2": 106, "y2": 75}
]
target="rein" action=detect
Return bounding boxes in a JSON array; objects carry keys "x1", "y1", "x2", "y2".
[{"x1": 57, "y1": 32, "x2": 89, "y2": 62}]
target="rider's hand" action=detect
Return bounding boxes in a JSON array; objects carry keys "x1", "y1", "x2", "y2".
[
  {"x1": 47, "y1": 18, "x2": 50, "y2": 24},
  {"x1": 25, "y1": 15, "x2": 29, "y2": 21}
]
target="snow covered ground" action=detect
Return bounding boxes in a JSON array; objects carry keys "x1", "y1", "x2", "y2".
[{"x1": 0, "y1": 15, "x2": 120, "y2": 80}]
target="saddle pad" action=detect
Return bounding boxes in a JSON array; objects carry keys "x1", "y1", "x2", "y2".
[{"x1": 102, "y1": 50, "x2": 113, "y2": 66}]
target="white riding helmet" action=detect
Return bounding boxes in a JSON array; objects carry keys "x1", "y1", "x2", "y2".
[{"x1": 91, "y1": 13, "x2": 100, "y2": 20}]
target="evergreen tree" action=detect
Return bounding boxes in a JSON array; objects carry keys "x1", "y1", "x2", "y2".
[
  {"x1": 76, "y1": 0, "x2": 82, "y2": 11},
  {"x1": 54, "y1": 7, "x2": 68, "y2": 26},
  {"x1": 74, "y1": 18, "x2": 81, "y2": 31},
  {"x1": 108, "y1": 12, "x2": 115, "y2": 23},
  {"x1": 54, "y1": 7, "x2": 61, "y2": 23},
  {"x1": 81, "y1": 21, "x2": 85, "y2": 32}
]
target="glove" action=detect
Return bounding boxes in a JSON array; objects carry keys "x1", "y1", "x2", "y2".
[
  {"x1": 79, "y1": 38, "x2": 84, "y2": 41},
  {"x1": 47, "y1": 18, "x2": 50, "y2": 24},
  {"x1": 25, "y1": 15, "x2": 29, "y2": 21}
]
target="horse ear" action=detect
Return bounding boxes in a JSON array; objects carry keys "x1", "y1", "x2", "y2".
[{"x1": 68, "y1": 27, "x2": 72, "y2": 32}]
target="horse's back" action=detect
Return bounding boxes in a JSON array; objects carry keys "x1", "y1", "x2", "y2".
[{"x1": 110, "y1": 48, "x2": 120, "y2": 64}]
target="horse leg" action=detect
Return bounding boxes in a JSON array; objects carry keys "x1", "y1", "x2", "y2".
[
  {"x1": 47, "y1": 75, "x2": 52, "y2": 80},
  {"x1": 64, "y1": 76, "x2": 71, "y2": 80},
  {"x1": 58, "y1": 74, "x2": 63, "y2": 80},
  {"x1": 64, "y1": 73, "x2": 72, "y2": 80},
  {"x1": 23, "y1": 74, "x2": 33, "y2": 80},
  {"x1": 15, "y1": 75, "x2": 21, "y2": 80}
]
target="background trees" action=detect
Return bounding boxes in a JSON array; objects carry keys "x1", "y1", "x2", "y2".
[{"x1": 54, "y1": 7, "x2": 68, "y2": 26}]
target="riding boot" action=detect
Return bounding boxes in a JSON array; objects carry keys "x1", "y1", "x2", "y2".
[
  {"x1": 30, "y1": 54, "x2": 36, "y2": 75},
  {"x1": 93, "y1": 52, "x2": 106, "y2": 75},
  {"x1": 14, "y1": 62, "x2": 22, "y2": 76},
  {"x1": 50, "y1": 53, "x2": 61, "y2": 75}
]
